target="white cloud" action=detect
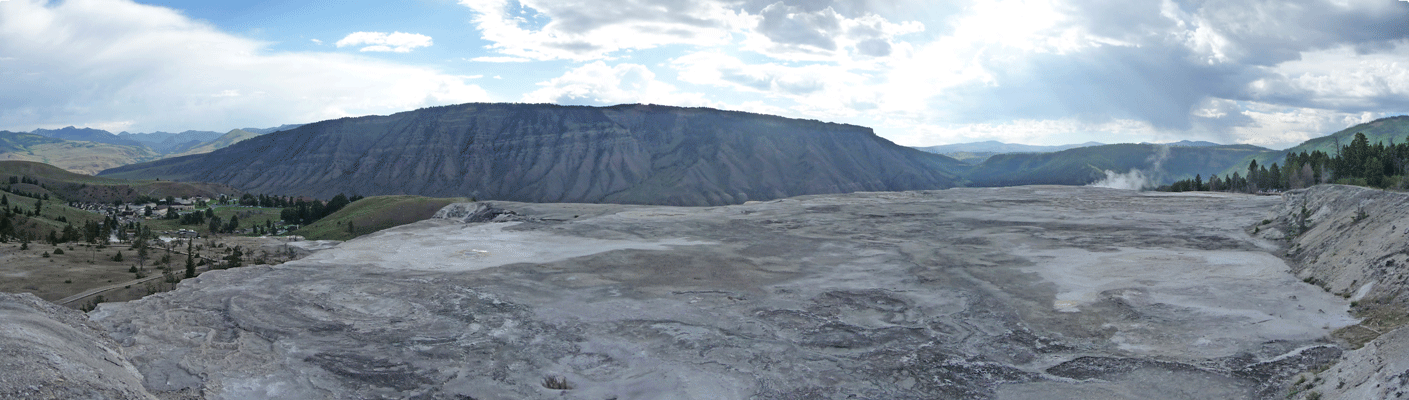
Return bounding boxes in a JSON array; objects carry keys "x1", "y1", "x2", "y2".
[
  {"x1": 1224, "y1": 103, "x2": 1385, "y2": 149},
  {"x1": 673, "y1": 51, "x2": 884, "y2": 119},
  {"x1": 457, "y1": 0, "x2": 923, "y2": 64},
  {"x1": 522, "y1": 61, "x2": 710, "y2": 106},
  {"x1": 740, "y1": 4, "x2": 924, "y2": 62},
  {"x1": 0, "y1": 0, "x2": 488, "y2": 132},
  {"x1": 469, "y1": 56, "x2": 531, "y2": 63},
  {"x1": 1248, "y1": 44, "x2": 1409, "y2": 112},
  {"x1": 336, "y1": 31, "x2": 433, "y2": 53},
  {"x1": 458, "y1": 0, "x2": 746, "y2": 61},
  {"x1": 3, "y1": 0, "x2": 1405, "y2": 150}
]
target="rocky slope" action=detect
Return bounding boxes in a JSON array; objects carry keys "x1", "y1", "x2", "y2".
[
  {"x1": 1257, "y1": 185, "x2": 1409, "y2": 399},
  {"x1": 0, "y1": 292, "x2": 153, "y2": 399},
  {"x1": 99, "y1": 103, "x2": 967, "y2": 205}
]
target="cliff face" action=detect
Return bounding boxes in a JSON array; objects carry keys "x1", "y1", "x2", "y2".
[{"x1": 100, "y1": 104, "x2": 965, "y2": 205}]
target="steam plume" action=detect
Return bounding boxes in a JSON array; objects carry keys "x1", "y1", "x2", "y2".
[{"x1": 1088, "y1": 145, "x2": 1170, "y2": 190}]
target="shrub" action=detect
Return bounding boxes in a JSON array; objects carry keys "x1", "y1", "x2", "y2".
[{"x1": 542, "y1": 376, "x2": 572, "y2": 390}]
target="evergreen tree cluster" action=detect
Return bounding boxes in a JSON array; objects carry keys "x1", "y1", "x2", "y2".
[
  {"x1": 236, "y1": 193, "x2": 362, "y2": 208},
  {"x1": 2, "y1": 176, "x2": 50, "y2": 202},
  {"x1": 1164, "y1": 132, "x2": 1403, "y2": 192},
  {"x1": 279, "y1": 193, "x2": 360, "y2": 226}
]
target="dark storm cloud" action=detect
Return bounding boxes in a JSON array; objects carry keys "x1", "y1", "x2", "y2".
[
  {"x1": 932, "y1": 44, "x2": 1255, "y2": 129},
  {"x1": 927, "y1": 0, "x2": 1409, "y2": 139},
  {"x1": 1180, "y1": 0, "x2": 1409, "y2": 65}
]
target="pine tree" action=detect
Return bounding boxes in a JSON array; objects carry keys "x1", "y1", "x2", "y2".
[{"x1": 224, "y1": 246, "x2": 242, "y2": 269}]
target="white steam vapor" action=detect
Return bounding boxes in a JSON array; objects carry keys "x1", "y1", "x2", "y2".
[{"x1": 1088, "y1": 145, "x2": 1170, "y2": 190}]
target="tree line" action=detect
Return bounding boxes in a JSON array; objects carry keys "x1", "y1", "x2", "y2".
[
  {"x1": 278, "y1": 193, "x2": 361, "y2": 226},
  {"x1": 1164, "y1": 132, "x2": 1401, "y2": 192}
]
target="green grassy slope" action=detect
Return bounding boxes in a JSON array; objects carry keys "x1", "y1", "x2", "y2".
[
  {"x1": 0, "y1": 189, "x2": 106, "y2": 240},
  {"x1": 291, "y1": 195, "x2": 467, "y2": 240}
]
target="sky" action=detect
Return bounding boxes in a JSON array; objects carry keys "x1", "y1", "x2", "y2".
[{"x1": 1, "y1": 0, "x2": 1407, "y2": 149}]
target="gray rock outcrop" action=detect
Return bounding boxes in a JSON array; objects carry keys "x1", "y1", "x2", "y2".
[
  {"x1": 0, "y1": 292, "x2": 153, "y2": 400},
  {"x1": 431, "y1": 202, "x2": 520, "y2": 223}
]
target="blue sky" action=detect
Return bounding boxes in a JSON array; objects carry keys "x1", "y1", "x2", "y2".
[{"x1": 1, "y1": 0, "x2": 1408, "y2": 149}]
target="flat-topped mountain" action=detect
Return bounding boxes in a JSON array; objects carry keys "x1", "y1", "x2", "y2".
[{"x1": 100, "y1": 103, "x2": 967, "y2": 205}]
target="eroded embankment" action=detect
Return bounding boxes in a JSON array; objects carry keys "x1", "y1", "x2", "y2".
[{"x1": 1259, "y1": 185, "x2": 1409, "y2": 399}]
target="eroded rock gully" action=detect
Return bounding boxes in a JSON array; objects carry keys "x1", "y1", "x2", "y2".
[{"x1": 2, "y1": 186, "x2": 1386, "y2": 399}]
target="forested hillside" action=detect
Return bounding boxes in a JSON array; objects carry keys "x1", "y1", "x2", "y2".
[{"x1": 961, "y1": 143, "x2": 1268, "y2": 187}]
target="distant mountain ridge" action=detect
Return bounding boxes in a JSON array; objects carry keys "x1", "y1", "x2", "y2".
[
  {"x1": 915, "y1": 141, "x2": 1106, "y2": 165},
  {"x1": 0, "y1": 130, "x2": 158, "y2": 175},
  {"x1": 166, "y1": 129, "x2": 259, "y2": 158},
  {"x1": 1145, "y1": 140, "x2": 1222, "y2": 147},
  {"x1": 239, "y1": 124, "x2": 304, "y2": 134},
  {"x1": 961, "y1": 142, "x2": 1271, "y2": 187},
  {"x1": 118, "y1": 130, "x2": 223, "y2": 153},
  {"x1": 916, "y1": 140, "x2": 1105, "y2": 154},
  {"x1": 0, "y1": 130, "x2": 65, "y2": 152},
  {"x1": 0, "y1": 124, "x2": 295, "y2": 174},
  {"x1": 32, "y1": 126, "x2": 146, "y2": 148},
  {"x1": 100, "y1": 103, "x2": 967, "y2": 206}
]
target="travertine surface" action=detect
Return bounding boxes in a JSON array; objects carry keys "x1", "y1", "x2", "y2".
[
  {"x1": 0, "y1": 292, "x2": 154, "y2": 400},
  {"x1": 46, "y1": 186, "x2": 1364, "y2": 398}
]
